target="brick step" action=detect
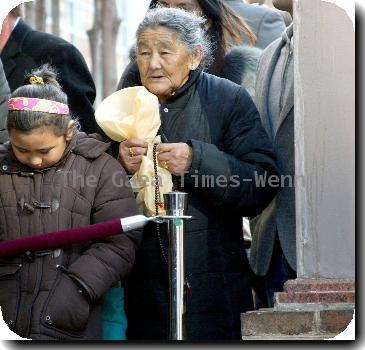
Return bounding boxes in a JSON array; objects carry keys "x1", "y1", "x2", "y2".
[
  {"x1": 241, "y1": 308, "x2": 354, "y2": 337},
  {"x1": 276, "y1": 290, "x2": 355, "y2": 304},
  {"x1": 284, "y1": 279, "x2": 355, "y2": 293}
]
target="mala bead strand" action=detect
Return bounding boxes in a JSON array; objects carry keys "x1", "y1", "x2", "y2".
[{"x1": 153, "y1": 144, "x2": 168, "y2": 263}]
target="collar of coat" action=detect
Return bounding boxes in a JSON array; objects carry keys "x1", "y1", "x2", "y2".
[
  {"x1": 0, "y1": 131, "x2": 110, "y2": 174},
  {"x1": 163, "y1": 67, "x2": 202, "y2": 105},
  {"x1": 0, "y1": 20, "x2": 31, "y2": 73}
]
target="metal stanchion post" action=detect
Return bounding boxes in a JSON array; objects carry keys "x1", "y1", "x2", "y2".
[{"x1": 164, "y1": 191, "x2": 188, "y2": 340}]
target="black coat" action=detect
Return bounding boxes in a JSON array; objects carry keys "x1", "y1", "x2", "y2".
[
  {"x1": 125, "y1": 71, "x2": 278, "y2": 340},
  {"x1": 1, "y1": 20, "x2": 97, "y2": 134}
]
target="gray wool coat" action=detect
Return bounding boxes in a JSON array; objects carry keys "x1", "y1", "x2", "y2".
[
  {"x1": 249, "y1": 24, "x2": 296, "y2": 276},
  {"x1": 0, "y1": 59, "x2": 10, "y2": 143},
  {"x1": 224, "y1": 0, "x2": 286, "y2": 49}
]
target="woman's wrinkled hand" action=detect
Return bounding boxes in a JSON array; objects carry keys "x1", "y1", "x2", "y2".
[
  {"x1": 118, "y1": 139, "x2": 148, "y2": 175},
  {"x1": 156, "y1": 143, "x2": 193, "y2": 176}
]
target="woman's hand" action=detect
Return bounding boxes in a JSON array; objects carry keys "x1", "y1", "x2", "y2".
[
  {"x1": 156, "y1": 143, "x2": 193, "y2": 176},
  {"x1": 118, "y1": 139, "x2": 148, "y2": 174}
]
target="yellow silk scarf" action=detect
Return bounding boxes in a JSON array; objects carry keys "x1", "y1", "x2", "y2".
[{"x1": 95, "y1": 86, "x2": 173, "y2": 216}]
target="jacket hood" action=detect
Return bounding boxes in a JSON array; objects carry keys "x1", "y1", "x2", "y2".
[
  {"x1": 71, "y1": 132, "x2": 110, "y2": 158},
  {"x1": 0, "y1": 131, "x2": 110, "y2": 173},
  {"x1": 220, "y1": 45, "x2": 263, "y2": 92}
]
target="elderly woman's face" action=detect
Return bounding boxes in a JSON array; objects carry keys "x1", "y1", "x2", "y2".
[
  {"x1": 136, "y1": 26, "x2": 201, "y2": 102},
  {"x1": 157, "y1": 0, "x2": 203, "y2": 15}
]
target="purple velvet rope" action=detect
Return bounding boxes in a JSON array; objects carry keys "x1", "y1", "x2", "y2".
[{"x1": 0, "y1": 219, "x2": 122, "y2": 258}]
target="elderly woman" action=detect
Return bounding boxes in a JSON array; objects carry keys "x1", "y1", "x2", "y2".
[
  {"x1": 117, "y1": 0, "x2": 260, "y2": 91},
  {"x1": 119, "y1": 8, "x2": 278, "y2": 340}
]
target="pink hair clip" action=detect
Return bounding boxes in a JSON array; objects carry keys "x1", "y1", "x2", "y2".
[{"x1": 8, "y1": 97, "x2": 69, "y2": 115}]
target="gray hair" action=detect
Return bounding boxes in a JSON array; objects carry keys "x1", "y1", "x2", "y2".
[{"x1": 136, "y1": 7, "x2": 213, "y2": 68}]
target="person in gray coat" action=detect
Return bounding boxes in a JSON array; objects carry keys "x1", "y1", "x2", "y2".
[
  {"x1": 0, "y1": 58, "x2": 10, "y2": 143},
  {"x1": 249, "y1": 0, "x2": 295, "y2": 309},
  {"x1": 224, "y1": 0, "x2": 286, "y2": 49},
  {"x1": 246, "y1": 0, "x2": 292, "y2": 26}
]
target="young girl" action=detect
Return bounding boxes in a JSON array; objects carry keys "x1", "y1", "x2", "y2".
[{"x1": 0, "y1": 65, "x2": 140, "y2": 340}]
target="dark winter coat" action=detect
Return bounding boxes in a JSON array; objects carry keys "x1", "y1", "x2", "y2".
[
  {"x1": 1, "y1": 20, "x2": 97, "y2": 134},
  {"x1": 124, "y1": 71, "x2": 278, "y2": 340},
  {"x1": 0, "y1": 132, "x2": 141, "y2": 340}
]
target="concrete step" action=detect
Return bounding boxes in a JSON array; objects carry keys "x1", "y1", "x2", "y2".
[
  {"x1": 241, "y1": 333, "x2": 340, "y2": 340},
  {"x1": 241, "y1": 307, "x2": 354, "y2": 338}
]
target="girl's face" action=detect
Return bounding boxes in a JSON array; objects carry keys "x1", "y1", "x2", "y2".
[{"x1": 9, "y1": 122, "x2": 74, "y2": 170}]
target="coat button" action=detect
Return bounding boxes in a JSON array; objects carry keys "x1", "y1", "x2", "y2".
[
  {"x1": 163, "y1": 108, "x2": 168, "y2": 113},
  {"x1": 45, "y1": 315, "x2": 52, "y2": 324},
  {"x1": 2, "y1": 165, "x2": 7, "y2": 171}
]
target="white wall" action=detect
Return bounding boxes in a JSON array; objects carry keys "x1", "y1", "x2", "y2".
[{"x1": 294, "y1": 0, "x2": 355, "y2": 278}]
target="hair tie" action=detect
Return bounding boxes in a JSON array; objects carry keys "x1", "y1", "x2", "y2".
[{"x1": 29, "y1": 75, "x2": 44, "y2": 85}]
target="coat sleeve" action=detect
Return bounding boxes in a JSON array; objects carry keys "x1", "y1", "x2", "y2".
[
  {"x1": 67, "y1": 157, "x2": 142, "y2": 301},
  {"x1": 183, "y1": 87, "x2": 279, "y2": 217},
  {"x1": 0, "y1": 59, "x2": 10, "y2": 143},
  {"x1": 255, "y1": 10, "x2": 286, "y2": 49},
  {"x1": 50, "y1": 43, "x2": 97, "y2": 134}
]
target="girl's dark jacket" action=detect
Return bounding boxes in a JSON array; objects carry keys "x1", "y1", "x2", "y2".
[
  {"x1": 123, "y1": 70, "x2": 279, "y2": 340},
  {"x1": 0, "y1": 132, "x2": 141, "y2": 340}
]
